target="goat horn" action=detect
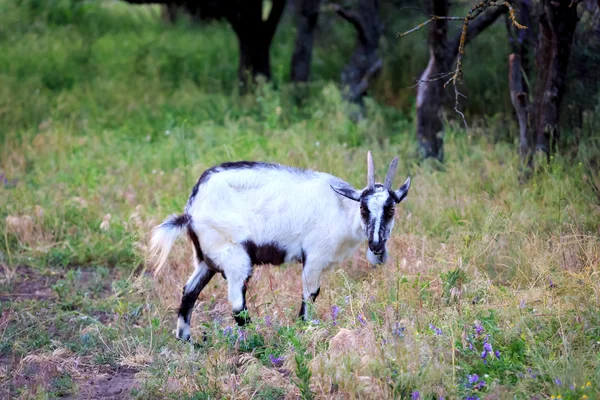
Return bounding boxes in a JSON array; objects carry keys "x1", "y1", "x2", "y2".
[
  {"x1": 383, "y1": 156, "x2": 399, "y2": 190},
  {"x1": 367, "y1": 151, "x2": 375, "y2": 188}
]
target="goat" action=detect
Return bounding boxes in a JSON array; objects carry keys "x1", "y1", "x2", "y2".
[{"x1": 150, "y1": 151, "x2": 410, "y2": 341}]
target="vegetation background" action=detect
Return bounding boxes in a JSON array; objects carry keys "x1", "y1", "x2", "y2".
[{"x1": 0, "y1": 0, "x2": 599, "y2": 399}]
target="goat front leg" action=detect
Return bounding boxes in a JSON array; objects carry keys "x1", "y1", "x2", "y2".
[{"x1": 299, "y1": 259, "x2": 324, "y2": 321}]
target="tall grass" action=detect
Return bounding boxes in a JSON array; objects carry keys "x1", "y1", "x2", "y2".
[{"x1": 1, "y1": 1, "x2": 599, "y2": 399}]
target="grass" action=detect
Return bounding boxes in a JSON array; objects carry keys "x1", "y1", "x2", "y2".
[{"x1": 1, "y1": 0, "x2": 600, "y2": 399}]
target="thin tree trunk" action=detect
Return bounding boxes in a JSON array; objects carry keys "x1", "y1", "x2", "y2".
[
  {"x1": 416, "y1": 0, "x2": 450, "y2": 161},
  {"x1": 226, "y1": 0, "x2": 287, "y2": 91},
  {"x1": 291, "y1": 0, "x2": 321, "y2": 82},
  {"x1": 335, "y1": 0, "x2": 383, "y2": 106},
  {"x1": 509, "y1": 54, "x2": 533, "y2": 166},
  {"x1": 416, "y1": 0, "x2": 507, "y2": 161},
  {"x1": 534, "y1": 0, "x2": 579, "y2": 154}
]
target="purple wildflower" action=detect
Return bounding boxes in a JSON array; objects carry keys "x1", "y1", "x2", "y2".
[
  {"x1": 345, "y1": 295, "x2": 350, "y2": 304},
  {"x1": 358, "y1": 314, "x2": 367, "y2": 326},
  {"x1": 549, "y1": 277, "x2": 556, "y2": 288},
  {"x1": 527, "y1": 368, "x2": 537, "y2": 379},
  {"x1": 475, "y1": 380, "x2": 486, "y2": 390},
  {"x1": 466, "y1": 397, "x2": 480, "y2": 400},
  {"x1": 555, "y1": 378, "x2": 562, "y2": 386},
  {"x1": 429, "y1": 323, "x2": 443, "y2": 335},
  {"x1": 468, "y1": 374, "x2": 480, "y2": 385},
  {"x1": 474, "y1": 322, "x2": 484, "y2": 336},
  {"x1": 519, "y1": 299, "x2": 526, "y2": 309},
  {"x1": 570, "y1": 384, "x2": 575, "y2": 390},
  {"x1": 238, "y1": 330, "x2": 247, "y2": 341},
  {"x1": 483, "y1": 341, "x2": 493, "y2": 352},
  {"x1": 265, "y1": 315, "x2": 272, "y2": 327},
  {"x1": 411, "y1": 390, "x2": 420, "y2": 399},
  {"x1": 269, "y1": 354, "x2": 285, "y2": 367},
  {"x1": 331, "y1": 305, "x2": 340, "y2": 325},
  {"x1": 468, "y1": 341, "x2": 474, "y2": 351},
  {"x1": 223, "y1": 326, "x2": 233, "y2": 336},
  {"x1": 494, "y1": 350, "x2": 501, "y2": 359},
  {"x1": 311, "y1": 319, "x2": 320, "y2": 325},
  {"x1": 481, "y1": 349, "x2": 488, "y2": 361},
  {"x1": 393, "y1": 323, "x2": 405, "y2": 338}
]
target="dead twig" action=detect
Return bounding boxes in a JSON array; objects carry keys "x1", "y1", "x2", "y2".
[{"x1": 398, "y1": 0, "x2": 527, "y2": 128}]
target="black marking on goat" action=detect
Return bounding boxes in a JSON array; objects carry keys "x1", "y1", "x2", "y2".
[
  {"x1": 298, "y1": 287, "x2": 321, "y2": 320},
  {"x1": 178, "y1": 268, "x2": 216, "y2": 325},
  {"x1": 233, "y1": 278, "x2": 251, "y2": 326},
  {"x1": 187, "y1": 225, "x2": 203, "y2": 263},
  {"x1": 165, "y1": 213, "x2": 190, "y2": 228},
  {"x1": 301, "y1": 249, "x2": 307, "y2": 266},
  {"x1": 243, "y1": 241, "x2": 287, "y2": 266}
]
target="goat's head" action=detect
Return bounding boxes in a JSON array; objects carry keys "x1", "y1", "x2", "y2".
[{"x1": 331, "y1": 151, "x2": 411, "y2": 265}]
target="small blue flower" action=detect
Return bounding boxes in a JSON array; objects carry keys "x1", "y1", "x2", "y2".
[
  {"x1": 223, "y1": 326, "x2": 233, "y2": 336},
  {"x1": 311, "y1": 319, "x2": 320, "y2": 325},
  {"x1": 269, "y1": 354, "x2": 284, "y2": 367},
  {"x1": 474, "y1": 322, "x2": 484, "y2": 336},
  {"x1": 345, "y1": 295, "x2": 350, "y2": 304},
  {"x1": 468, "y1": 374, "x2": 479, "y2": 385},
  {"x1": 429, "y1": 323, "x2": 443, "y2": 335},
  {"x1": 483, "y1": 341, "x2": 493, "y2": 352},
  {"x1": 358, "y1": 314, "x2": 367, "y2": 326},
  {"x1": 265, "y1": 315, "x2": 272, "y2": 327},
  {"x1": 555, "y1": 378, "x2": 562, "y2": 386},
  {"x1": 331, "y1": 305, "x2": 340, "y2": 324},
  {"x1": 475, "y1": 380, "x2": 486, "y2": 390},
  {"x1": 411, "y1": 390, "x2": 420, "y2": 399},
  {"x1": 393, "y1": 323, "x2": 405, "y2": 338},
  {"x1": 494, "y1": 350, "x2": 501, "y2": 358},
  {"x1": 519, "y1": 299, "x2": 526, "y2": 308}
]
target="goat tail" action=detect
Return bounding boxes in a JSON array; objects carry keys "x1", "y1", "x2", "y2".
[{"x1": 149, "y1": 213, "x2": 191, "y2": 276}]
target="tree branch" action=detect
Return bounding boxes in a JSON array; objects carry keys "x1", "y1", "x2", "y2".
[
  {"x1": 347, "y1": 58, "x2": 383, "y2": 101},
  {"x1": 449, "y1": 6, "x2": 508, "y2": 53},
  {"x1": 329, "y1": 4, "x2": 369, "y2": 45}
]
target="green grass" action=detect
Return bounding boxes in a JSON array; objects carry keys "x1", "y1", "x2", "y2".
[{"x1": 1, "y1": 1, "x2": 600, "y2": 399}]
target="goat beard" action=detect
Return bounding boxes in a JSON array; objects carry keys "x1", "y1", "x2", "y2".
[{"x1": 367, "y1": 248, "x2": 388, "y2": 265}]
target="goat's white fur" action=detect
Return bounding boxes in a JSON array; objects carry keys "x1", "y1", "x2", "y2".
[{"x1": 150, "y1": 159, "x2": 409, "y2": 339}]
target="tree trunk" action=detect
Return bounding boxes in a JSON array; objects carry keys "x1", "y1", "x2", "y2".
[
  {"x1": 416, "y1": 1, "x2": 507, "y2": 161},
  {"x1": 226, "y1": 0, "x2": 287, "y2": 91},
  {"x1": 509, "y1": 54, "x2": 533, "y2": 167},
  {"x1": 291, "y1": 0, "x2": 321, "y2": 82},
  {"x1": 335, "y1": 0, "x2": 383, "y2": 106},
  {"x1": 416, "y1": 0, "x2": 450, "y2": 161},
  {"x1": 238, "y1": 37, "x2": 272, "y2": 87},
  {"x1": 534, "y1": 0, "x2": 579, "y2": 154}
]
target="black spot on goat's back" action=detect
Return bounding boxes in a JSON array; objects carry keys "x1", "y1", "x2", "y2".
[{"x1": 243, "y1": 241, "x2": 287, "y2": 266}]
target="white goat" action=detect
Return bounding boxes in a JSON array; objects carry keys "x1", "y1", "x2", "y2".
[{"x1": 150, "y1": 151, "x2": 410, "y2": 340}]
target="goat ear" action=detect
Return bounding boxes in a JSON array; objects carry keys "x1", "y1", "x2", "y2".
[
  {"x1": 392, "y1": 177, "x2": 411, "y2": 203},
  {"x1": 330, "y1": 185, "x2": 361, "y2": 202}
]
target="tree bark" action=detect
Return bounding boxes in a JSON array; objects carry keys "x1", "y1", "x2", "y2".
[
  {"x1": 534, "y1": 0, "x2": 580, "y2": 155},
  {"x1": 225, "y1": 0, "x2": 287, "y2": 90},
  {"x1": 335, "y1": 0, "x2": 383, "y2": 106},
  {"x1": 509, "y1": 54, "x2": 533, "y2": 166},
  {"x1": 291, "y1": 0, "x2": 321, "y2": 82},
  {"x1": 415, "y1": 0, "x2": 449, "y2": 161},
  {"x1": 416, "y1": 1, "x2": 507, "y2": 161}
]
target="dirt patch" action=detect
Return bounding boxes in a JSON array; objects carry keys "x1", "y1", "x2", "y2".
[
  {"x1": 0, "y1": 265, "x2": 57, "y2": 301},
  {"x1": 68, "y1": 367, "x2": 140, "y2": 400}
]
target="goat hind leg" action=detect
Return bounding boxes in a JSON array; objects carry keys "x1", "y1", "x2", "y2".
[{"x1": 177, "y1": 260, "x2": 215, "y2": 341}]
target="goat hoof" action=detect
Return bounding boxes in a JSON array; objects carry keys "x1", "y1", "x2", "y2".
[{"x1": 176, "y1": 329, "x2": 191, "y2": 342}]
